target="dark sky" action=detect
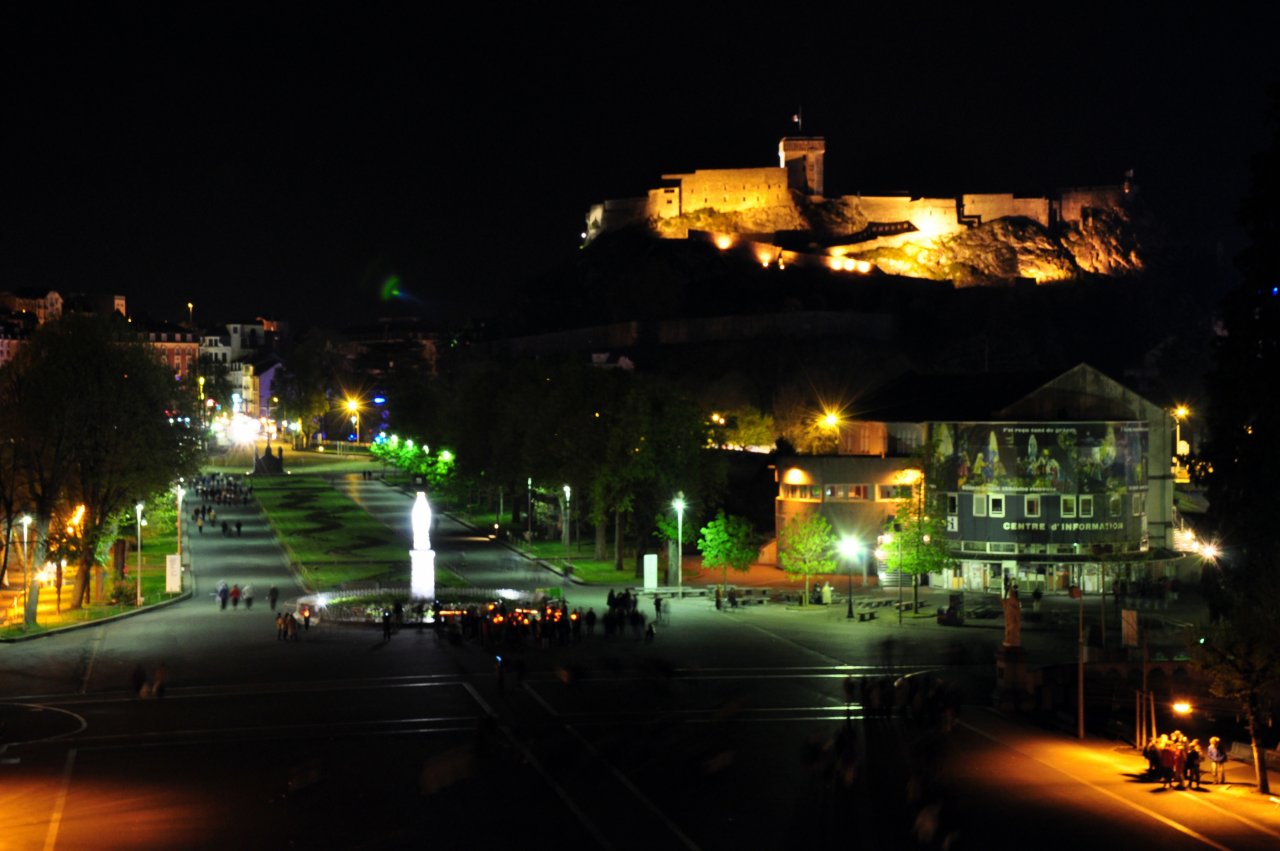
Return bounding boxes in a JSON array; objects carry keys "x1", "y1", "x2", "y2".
[{"x1": 2, "y1": 4, "x2": 1276, "y2": 329}]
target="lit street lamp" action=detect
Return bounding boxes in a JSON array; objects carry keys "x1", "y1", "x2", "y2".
[
  {"x1": 346, "y1": 398, "x2": 361, "y2": 445},
  {"x1": 673, "y1": 493, "x2": 686, "y2": 590},
  {"x1": 174, "y1": 484, "x2": 186, "y2": 563},
  {"x1": 838, "y1": 536, "x2": 862, "y2": 619},
  {"x1": 135, "y1": 501, "x2": 145, "y2": 607},
  {"x1": 563, "y1": 484, "x2": 571, "y2": 550},
  {"x1": 20, "y1": 513, "x2": 32, "y2": 621}
]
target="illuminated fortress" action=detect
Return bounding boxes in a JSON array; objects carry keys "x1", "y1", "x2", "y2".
[{"x1": 586, "y1": 137, "x2": 1140, "y2": 284}]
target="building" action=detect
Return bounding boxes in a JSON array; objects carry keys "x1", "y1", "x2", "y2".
[
  {"x1": 137, "y1": 319, "x2": 199, "y2": 380},
  {"x1": 773, "y1": 364, "x2": 1189, "y2": 594}
]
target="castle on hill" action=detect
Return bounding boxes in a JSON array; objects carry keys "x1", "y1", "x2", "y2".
[{"x1": 585, "y1": 138, "x2": 1140, "y2": 283}]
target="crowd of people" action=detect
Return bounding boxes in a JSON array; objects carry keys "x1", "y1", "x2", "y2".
[
  {"x1": 1143, "y1": 731, "x2": 1228, "y2": 788},
  {"x1": 429, "y1": 588, "x2": 659, "y2": 648}
]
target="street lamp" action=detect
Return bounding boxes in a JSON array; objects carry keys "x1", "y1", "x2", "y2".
[
  {"x1": 346, "y1": 398, "x2": 361, "y2": 445},
  {"x1": 174, "y1": 484, "x2": 186, "y2": 563},
  {"x1": 839, "y1": 536, "x2": 862, "y2": 619},
  {"x1": 135, "y1": 501, "x2": 145, "y2": 607},
  {"x1": 562, "y1": 484, "x2": 571, "y2": 550},
  {"x1": 673, "y1": 493, "x2": 686, "y2": 591},
  {"x1": 527, "y1": 477, "x2": 533, "y2": 544},
  {"x1": 20, "y1": 513, "x2": 32, "y2": 619}
]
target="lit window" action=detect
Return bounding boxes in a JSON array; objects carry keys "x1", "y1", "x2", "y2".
[
  {"x1": 849, "y1": 484, "x2": 869, "y2": 500},
  {"x1": 974, "y1": 494, "x2": 988, "y2": 517},
  {"x1": 1061, "y1": 495, "x2": 1077, "y2": 518}
]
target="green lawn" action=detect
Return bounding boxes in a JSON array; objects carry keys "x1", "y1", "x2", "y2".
[{"x1": 252, "y1": 474, "x2": 463, "y2": 591}]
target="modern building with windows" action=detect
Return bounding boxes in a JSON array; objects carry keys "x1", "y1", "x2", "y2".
[{"x1": 774, "y1": 363, "x2": 1190, "y2": 594}]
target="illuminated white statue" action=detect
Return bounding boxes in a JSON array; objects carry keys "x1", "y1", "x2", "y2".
[{"x1": 410, "y1": 491, "x2": 436, "y2": 599}]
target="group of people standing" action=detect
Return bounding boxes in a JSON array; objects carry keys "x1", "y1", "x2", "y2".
[{"x1": 1144, "y1": 731, "x2": 1228, "y2": 789}]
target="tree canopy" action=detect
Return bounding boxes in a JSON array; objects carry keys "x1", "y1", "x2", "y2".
[
  {"x1": 778, "y1": 512, "x2": 837, "y2": 605},
  {"x1": 697, "y1": 511, "x2": 757, "y2": 590}
]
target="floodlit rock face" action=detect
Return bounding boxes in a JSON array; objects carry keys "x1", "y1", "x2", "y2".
[{"x1": 648, "y1": 196, "x2": 1142, "y2": 284}]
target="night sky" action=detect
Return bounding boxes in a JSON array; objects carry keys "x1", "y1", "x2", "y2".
[{"x1": 2, "y1": 4, "x2": 1275, "y2": 329}]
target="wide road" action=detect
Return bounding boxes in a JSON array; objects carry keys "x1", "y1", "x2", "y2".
[{"x1": 1, "y1": 474, "x2": 1276, "y2": 850}]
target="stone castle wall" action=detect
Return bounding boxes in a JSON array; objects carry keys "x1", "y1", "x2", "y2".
[{"x1": 649, "y1": 167, "x2": 792, "y2": 219}]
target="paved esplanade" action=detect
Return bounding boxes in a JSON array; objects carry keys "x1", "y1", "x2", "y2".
[
  {"x1": 332, "y1": 473, "x2": 575, "y2": 596},
  {"x1": 0, "y1": 471, "x2": 1277, "y2": 850}
]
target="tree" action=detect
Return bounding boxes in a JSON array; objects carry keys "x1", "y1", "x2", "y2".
[
  {"x1": 697, "y1": 511, "x2": 757, "y2": 591},
  {"x1": 885, "y1": 468, "x2": 953, "y2": 615},
  {"x1": 1197, "y1": 91, "x2": 1280, "y2": 793},
  {"x1": 2, "y1": 315, "x2": 202, "y2": 611},
  {"x1": 1189, "y1": 568, "x2": 1280, "y2": 794},
  {"x1": 778, "y1": 512, "x2": 836, "y2": 606}
]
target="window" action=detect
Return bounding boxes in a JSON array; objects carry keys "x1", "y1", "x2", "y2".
[
  {"x1": 848, "y1": 484, "x2": 870, "y2": 500},
  {"x1": 878, "y1": 484, "x2": 912, "y2": 501},
  {"x1": 974, "y1": 494, "x2": 988, "y2": 517},
  {"x1": 1133, "y1": 492, "x2": 1146, "y2": 516},
  {"x1": 989, "y1": 495, "x2": 1005, "y2": 518},
  {"x1": 1109, "y1": 494, "x2": 1123, "y2": 518},
  {"x1": 1025, "y1": 495, "x2": 1040, "y2": 518},
  {"x1": 1079, "y1": 495, "x2": 1094, "y2": 518},
  {"x1": 1061, "y1": 495, "x2": 1077, "y2": 518},
  {"x1": 809, "y1": 486, "x2": 821, "y2": 500},
  {"x1": 946, "y1": 494, "x2": 959, "y2": 515},
  {"x1": 825, "y1": 485, "x2": 844, "y2": 500}
]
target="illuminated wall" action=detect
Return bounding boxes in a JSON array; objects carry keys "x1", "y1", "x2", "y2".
[{"x1": 650, "y1": 167, "x2": 792, "y2": 218}]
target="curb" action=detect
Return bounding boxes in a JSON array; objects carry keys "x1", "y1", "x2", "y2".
[{"x1": 0, "y1": 590, "x2": 193, "y2": 643}]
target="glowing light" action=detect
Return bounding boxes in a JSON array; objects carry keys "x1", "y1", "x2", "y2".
[
  {"x1": 1172, "y1": 700, "x2": 1192, "y2": 715},
  {"x1": 838, "y1": 537, "x2": 862, "y2": 559},
  {"x1": 1173, "y1": 405, "x2": 1189, "y2": 420},
  {"x1": 228, "y1": 414, "x2": 262, "y2": 444},
  {"x1": 714, "y1": 234, "x2": 734, "y2": 250},
  {"x1": 782, "y1": 468, "x2": 811, "y2": 485},
  {"x1": 379, "y1": 275, "x2": 402, "y2": 301},
  {"x1": 896, "y1": 468, "x2": 923, "y2": 485}
]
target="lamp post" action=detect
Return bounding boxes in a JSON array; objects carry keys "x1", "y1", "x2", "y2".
[
  {"x1": 562, "y1": 484, "x2": 571, "y2": 550},
  {"x1": 135, "y1": 501, "x2": 145, "y2": 607},
  {"x1": 839, "y1": 537, "x2": 862, "y2": 619},
  {"x1": 20, "y1": 514, "x2": 32, "y2": 620},
  {"x1": 673, "y1": 493, "x2": 686, "y2": 591},
  {"x1": 346, "y1": 398, "x2": 361, "y2": 445},
  {"x1": 1071, "y1": 583, "x2": 1084, "y2": 739},
  {"x1": 174, "y1": 484, "x2": 186, "y2": 563},
  {"x1": 527, "y1": 477, "x2": 533, "y2": 544}
]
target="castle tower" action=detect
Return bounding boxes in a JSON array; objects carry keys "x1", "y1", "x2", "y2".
[{"x1": 778, "y1": 136, "x2": 825, "y2": 197}]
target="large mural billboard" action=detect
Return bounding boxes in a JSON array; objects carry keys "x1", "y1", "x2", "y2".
[{"x1": 931, "y1": 422, "x2": 1149, "y2": 495}]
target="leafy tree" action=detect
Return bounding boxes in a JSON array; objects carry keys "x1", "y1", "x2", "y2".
[
  {"x1": 2, "y1": 315, "x2": 201, "y2": 612},
  {"x1": 885, "y1": 466, "x2": 953, "y2": 615},
  {"x1": 1198, "y1": 101, "x2": 1280, "y2": 794},
  {"x1": 779, "y1": 512, "x2": 836, "y2": 606},
  {"x1": 1189, "y1": 568, "x2": 1280, "y2": 794},
  {"x1": 697, "y1": 511, "x2": 757, "y2": 591},
  {"x1": 722, "y1": 405, "x2": 776, "y2": 451}
]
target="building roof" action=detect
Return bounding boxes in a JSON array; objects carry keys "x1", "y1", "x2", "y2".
[{"x1": 854, "y1": 369, "x2": 1060, "y2": 423}]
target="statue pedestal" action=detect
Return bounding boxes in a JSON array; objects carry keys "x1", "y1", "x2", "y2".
[
  {"x1": 994, "y1": 645, "x2": 1039, "y2": 712},
  {"x1": 411, "y1": 549, "x2": 435, "y2": 600}
]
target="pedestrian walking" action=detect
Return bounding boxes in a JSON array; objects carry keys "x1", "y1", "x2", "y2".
[
  {"x1": 1207, "y1": 736, "x2": 1227, "y2": 784},
  {"x1": 242, "y1": 584, "x2": 254, "y2": 610},
  {"x1": 221, "y1": 521, "x2": 229, "y2": 537},
  {"x1": 268, "y1": 585, "x2": 279, "y2": 611},
  {"x1": 654, "y1": 594, "x2": 663, "y2": 624},
  {"x1": 235, "y1": 520, "x2": 242, "y2": 537},
  {"x1": 218, "y1": 581, "x2": 229, "y2": 610},
  {"x1": 301, "y1": 604, "x2": 311, "y2": 631},
  {"x1": 286, "y1": 612, "x2": 299, "y2": 640},
  {"x1": 382, "y1": 608, "x2": 393, "y2": 641},
  {"x1": 230, "y1": 584, "x2": 241, "y2": 609},
  {"x1": 196, "y1": 516, "x2": 204, "y2": 535},
  {"x1": 275, "y1": 612, "x2": 286, "y2": 640},
  {"x1": 1186, "y1": 740, "x2": 1203, "y2": 789}
]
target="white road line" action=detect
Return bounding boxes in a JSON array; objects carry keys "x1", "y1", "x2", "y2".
[
  {"x1": 960, "y1": 720, "x2": 1234, "y2": 851},
  {"x1": 43, "y1": 747, "x2": 76, "y2": 851},
  {"x1": 1176, "y1": 782, "x2": 1280, "y2": 842},
  {"x1": 78, "y1": 628, "x2": 107, "y2": 694}
]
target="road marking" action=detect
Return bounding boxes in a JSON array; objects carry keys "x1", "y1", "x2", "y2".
[
  {"x1": 43, "y1": 747, "x2": 76, "y2": 851},
  {"x1": 960, "y1": 720, "x2": 1234, "y2": 851},
  {"x1": 78, "y1": 626, "x2": 108, "y2": 694},
  {"x1": 1176, "y1": 782, "x2": 1280, "y2": 841}
]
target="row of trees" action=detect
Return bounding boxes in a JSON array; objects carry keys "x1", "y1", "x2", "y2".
[
  {"x1": 379, "y1": 354, "x2": 728, "y2": 575},
  {"x1": 0, "y1": 315, "x2": 201, "y2": 617}
]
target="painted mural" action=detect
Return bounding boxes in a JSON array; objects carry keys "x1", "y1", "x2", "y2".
[{"x1": 931, "y1": 422, "x2": 1148, "y2": 495}]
